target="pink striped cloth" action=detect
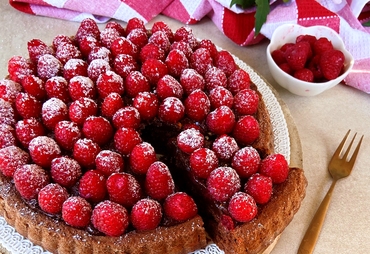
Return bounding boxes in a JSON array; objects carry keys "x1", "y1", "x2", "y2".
[{"x1": 9, "y1": 0, "x2": 370, "y2": 93}]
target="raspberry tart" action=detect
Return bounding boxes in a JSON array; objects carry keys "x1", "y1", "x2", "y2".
[{"x1": 0, "y1": 18, "x2": 307, "y2": 254}]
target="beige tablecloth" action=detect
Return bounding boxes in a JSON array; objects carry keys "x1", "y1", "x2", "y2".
[{"x1": 1, "y1": 1, "x2": 369, "y2": 253}]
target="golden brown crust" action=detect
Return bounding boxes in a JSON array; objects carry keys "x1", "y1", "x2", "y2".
[
  {"x1": 0, "y1": 173, "x2": 207, "y2": 254},
  {"x1": 210, "y1": 168, "x2": 307, "y2": 254}
]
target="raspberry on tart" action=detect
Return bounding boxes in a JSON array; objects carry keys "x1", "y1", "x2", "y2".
[
  {"x1": 78, "y1": 169, "x2": 107, "y2": 203},
  {"x1": 106, "y1": 172, "x2": 142, "y2": 207},
  {"x1": 131, "y1": 198, "x2": 162, "y2": 231},
  {"x1": 50, "y1": 156, "x2": 82, "y2": 188},
  {"x1": 0, "y1": 145, "x2": 30, "y2": 177},
  {"x1": 206, "y1": 166, "x2": 241, "y2": 202},
  {"x1": 0, "y1": 124, "x2": 17, "y2": 149},
  {"x1": 38, "y1": 183, "x2": 69, "y2": 215},
  {"x1": 95, "y1": 150, "x2": 124, "y2": 177},
  {"x1": 164, "y1": 192, "x2": 198, "y2": 222},
  {"x1": 15, "y1": 118, "x2": 45, "y2": 148},
  {"x1": 62, "y1": 196, "x2": 92, "y2": 228}
]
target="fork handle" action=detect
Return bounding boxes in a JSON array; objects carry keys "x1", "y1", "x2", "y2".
[{"x1": 297, "y1": 180, "x2": 337, "y2": 254}]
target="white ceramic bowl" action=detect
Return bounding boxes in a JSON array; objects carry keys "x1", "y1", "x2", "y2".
[{"x1": 266, "y1": 24, "x2": 354, "y2": 96}]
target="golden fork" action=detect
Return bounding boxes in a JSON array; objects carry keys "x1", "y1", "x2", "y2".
[{"x1": 298, "y1": 130, "x2": 364, "y2": 254}]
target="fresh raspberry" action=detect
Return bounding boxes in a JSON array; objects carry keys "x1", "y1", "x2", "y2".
[
  {"x1": 82, "y1": 116, "x2": 113, "y2": 146},
  {"x1": 259, "y1": 153, "x2": 289, "y2": 184},
  {"x1": 177, "y1": 128, "x2": 205, "y2": 154},
  {"x1": 220, "y1": 214, "x2": 235, "y2": 231},
  {"x1": 69, "y1": 97, "x2": 98, "y2": 125},
  {"x1": 126, "y1": 17, "x2": 146, "y2": 35},
  {"x1": 15, "y1": 92, "x2": 42, "y2": 119},
  {"x1": 127, "y1": 28, "x2": 148, "y2": 49},
  {"x1": 63, "y1": 59, "x2": 88, "y2": 81},
  {"x1": 139, "y1": 43, "x2": 165, "y2": 63},
  {"x1": 112, "y1": 106, "x2": 141, "y2": 129},
  {"x1": 233, "y1": 88, "x2": 259, "y2": 116},
  {"x1": 319, "y1": 49, "x2": 345, "y2": 80},
  {"x1": 73, "y1": 138, "x2": 101, "y2": 168},
  {"x1": 55, "y1": 43, "x2": 82, "y2": 65},
  {"x1": 189, "y1": 148, "x2": 218, "y2": 179},
  {"x1": 75, "y1": 18, "x2": 100, "y2": 44},
  {"x1": 28, "y1": 136, "x2": 61, "y2": 168},
  {"x1": 208, "y1": 86, "x2": 234, "y2": 109},
  {"x1": 284, "y1": 41, "x2": 310, "y2": 71},
  {"x1": 204, "y1": 66, "x2": 227, "y2": 91},
  {"x1": 8, "y1": 56, "x2": 35, "y2": 83},
  {"x1": 294, "y1": 68, "x2": 314, "y2": 82},
  {"x1": 232, "y1": 115, "x2": 260, "y2": 146},
  {"x1": 62, "y1": 196, "x2": 92, "y2": 228},
  {"x1": 21, "y1": 75, "x2": 46, "y2": 100},
  {"x1": 152, "y1": 21, "x2": 174, "y2": 42},
  {"x1": 212, "y1": 134, "x2": 239, "y2": 161},
  {"x1": 0, "y1": 99, "x2": 16, "y2": 126},
  {"x1": 38, "y1": 183, "x2": 69, "y2": 214},
  {"x1": 87, "y1": 59, "x2": 111, "y2": 82},
  {"x1": 227, "y1": 69, "x2": 251, "y2": 95},
  {"x1": 0, "y1": 146, "x2": 30, "y2": 177},
  {"x1": 110, "y1": 37, "x2": 138, "y2": 58},
  {"x1": 106, "y1": 172, "x2": 142, "y2": 207},
  {"x1": 271, "y1": 49, "x2": 286, "y2": 66},
  {"x1": 214, "y1": 50, "x2": 237, "y2": 77},
  {"x1": 141, "y1": 58, "x2": 168, "y2": 85},
  {"x1": 206, "y1": 106, "x2": 235, "y2": 135},
  {"x1": 91, "y1": 200, "x2": 129, "y2": 237},
  {"x1": 148, "y1": 31, "x2": 171, "y2": 54},
  {"x1": 278, "y1": 62, "x2": 293, "y2": 75},
  {"x1": 308, "y1": 55, "x2": 323, "y2": 80},
  {"x1": 105, "y1": 21, "x2": 125, "y2": 36},
  {"x1": 231, "y1": 146, "x2": 261, "y2": 178},
  {"x1": 0, "y1": 79, "x2": 23, "y2": 104},
  {"x1": 130, "y1": 198, "x2": 162, "y2": 231},
  {"x1": 228, "y1": 192, "x2": 257, "y2": 222},
  {"x1": 132, "y1": 92, "x2": 159, "y2": 121},
  {"x1": 145, "y1": 161, "x2": 175, "y2": 200},
  {"x1": 37, "y1": 54, "x2": 62, "y2": 80},
  {"x1": 184, "y1": 89, "x2": 210, "y2": 122},
  {"x1": 198, "y1": 39, "x2": 218, "y2": 59},
  {"x1": 13, "y1": 164, "x2": 49, "y2": 200},
  {"x1": 113, "y1": 54, "x2": 138, "y2": 79},
  {"x1": 52, "y1": 34, "x2": 74, "y2": 50},
  {"x1": 206, "y1": 166, "x2": 241, "y2": 202},
  {"x1": 245, "y1": 173, "x2": 273, "y2": 204},
  {"x1": 180, "y1": 68, "x2": 205, "y2": 95},
  {"x1": 78, "y1": 170, "x2": 107, "y2": 203},
  {"x1": 101, "y1": 92, "x2": 125, "y2": 119},
  {"x1": 164, "y1": 192, "x2": 197, "y2": 222},
  {"x1": 68, "y1": 75, "x2": 96, "y2": 101},
  {"x1": 96, "y1": 70, "x2": 124, "y2": 98},
  {"x1": 280, "y1": 42, "x2": 294, "y2": 52},
  {"x1": 158, "y1": 97, "x2": 185, "y2": 124},
  {"x1": 129, "y1": 142, "x2": 157, "y2": 175},
  {"x1": 95, "y1": 150, "x2": 124, "y2": 177},
  {"x1": 45, "y1": 76, "x2": 70, "y2": 103},
  {"x1": 170, "y1": 41, "x2": 193, "y2": 59},
  {"x1": 15, "y1": 118, "x2": 45, "y2": 148},
  {"x1": 100, "y1": 27, "x2": 121, "y2": 49},
  {"x1": 174, "y1": 26, "x2": 198, "y2": 50},
  {"x1": 41, "y1": 98, "x2": 68, "y2": 130},
  {"x1": 114, "y1": 127, "x2": 142, "y2": 155},
  {"x1": 189, "y1": 48, "x2": 213, "y2": 76},
  {"x1": 0, "y1": 124, "x2": 16, "y2": 149},
  {"x1": 156, "y1": 75, "x2": 183, "y2": 100},
  {"x1": 165, "y1": 49, "x2": 189, "y2": 77},
  {"x1": 296, "y1": 34, "x2": 317, "y2": 47},
  {"x1": 124, "y1": 71, "x2": 150, "y2": 98},
  {"x1": 27, "y1": 39, "x2": 54, "y2": 63},
  {"x1": 79, "y1": 35, "x2": 101, "y2": 57},
  {"x1": 54, "y1": 120, "x2": 82, "y2": 150},
  {"x1": 50, "y1": 156, "x2": 82, "y2": 188},
  {"x1": 88, "y1": 46, "x2": 112, "y2": 64},
  {"x1": 313, "y1": 37, "x2": 333, "y2": 55}
]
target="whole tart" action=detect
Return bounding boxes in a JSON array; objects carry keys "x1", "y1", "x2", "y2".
[{"x1": 0, "y1": 18, "x2": 307, "y2": 254}]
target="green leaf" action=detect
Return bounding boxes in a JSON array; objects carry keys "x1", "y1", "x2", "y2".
[
  {"x1": 363, "y1": 20, "x2": 370, "y2": 27},
  {"x1": 230, "y1": 0, "x2": 256, "y2": 9},
  {"x1": 254, "y1": 0, "x2": 270, "y2": 36}
]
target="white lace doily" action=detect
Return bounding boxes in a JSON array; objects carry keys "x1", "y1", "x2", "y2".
[{"x1": 0, "y1": 55, "x2": 289, "y2": 254}]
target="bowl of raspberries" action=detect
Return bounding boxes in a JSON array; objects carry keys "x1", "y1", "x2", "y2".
[{"x1": 266, "y1": 24, "x2": 354, "y2": 96}]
